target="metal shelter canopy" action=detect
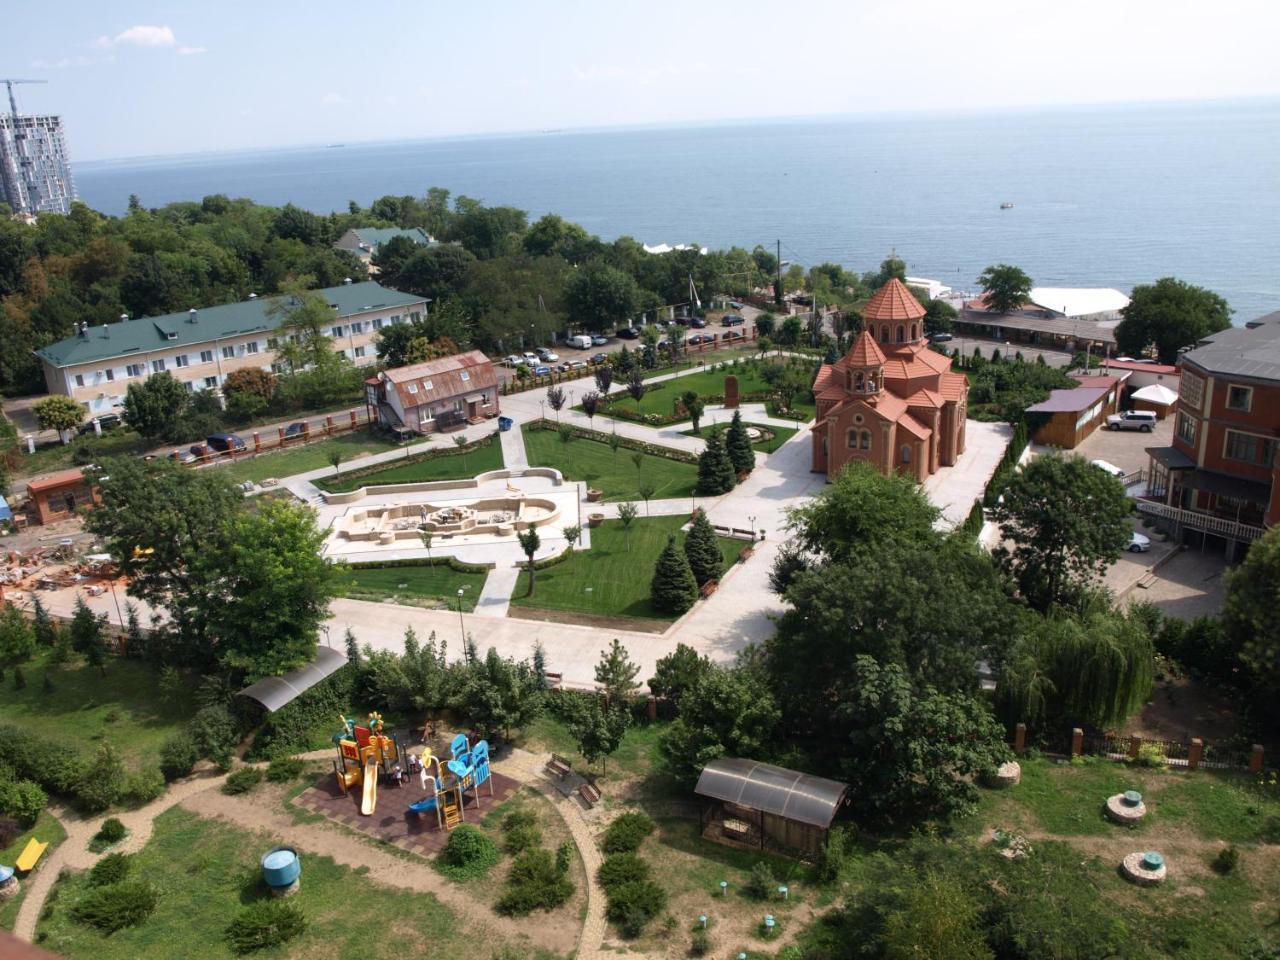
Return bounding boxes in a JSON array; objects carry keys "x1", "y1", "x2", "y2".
[
  {"x1": 694, "y1": 758, "x2": 848, "y2": 829},
  {"x1": 237, "y1": 647, "x2": 347, "y2": 713}
]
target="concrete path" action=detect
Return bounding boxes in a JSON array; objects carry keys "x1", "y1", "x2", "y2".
[
  {"x1": 499, "y1": 421, "x2": 529, "y2": 468},
  {"x1": 473, "y1": 564, "x2": 522, "y2": 618}
]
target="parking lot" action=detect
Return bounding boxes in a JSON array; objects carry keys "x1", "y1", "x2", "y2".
[{"x1": 1073, "y1": 413, "x2": 1172, "y2": 476}]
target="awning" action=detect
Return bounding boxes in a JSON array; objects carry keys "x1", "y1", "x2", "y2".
[
  {"x1": 465, "y1": 394, "x2": 485, "y2": 403},
  {"x1": 694, "y1": 757, "x2": 848, "y2": 829},
  {"x1": 237, "y1": 646, "x2": 348, "y2": 713},
  {"x1": 1131, "y1": 383, "x2": 1179, "y2": 405},
  {"x1": 1146, "y1": 446, "x2": 1196, "y2": 470},
  {"x1": 1183, "y1": 469, "x2": 1272, "y2": 505}
]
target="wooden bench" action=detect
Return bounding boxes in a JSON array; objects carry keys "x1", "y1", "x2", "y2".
[
  {"x1": 579, "y1": 781, "x2": 601, "y2": 808},
  {"x1": 15, "y1": 837, "x2": 48, "y2": 873},
  {"x1": 545, "y1": 754, "x2": 573, "y2": 780}
]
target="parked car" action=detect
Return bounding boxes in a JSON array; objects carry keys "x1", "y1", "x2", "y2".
[
  {"x1": 536, "y1": 348, "x2": 560, "y2": 362},
  {"x1": 687, "y1": 333, "x2": 716, "y2": 345},
  {"x1": 1128, "y1": 531, "x2": 1151, "y2": 553},
  {"x1": 728, "y1": 300, "x2": 744, "y2": 309},
  {"x1": 284, "y1": 422, "x2": 308, "y2": 439},
  {"x1": 204, "y1": 432, "x2": 247, "y2": 454},
  {"x1": 929, "y1": 332, "x2": 954, "y2": 342},
  {"x1": 721, "y1": 330, "x2": 745, "y2": 342},
  {"x1": 522, "y1": 351, "x2": 539, "y2": 364},
  {"x1": 567, "y1": 335, "x2": 593, "y2": 350},
  {"x1": 591, "y1": 353, "x2": 609, "y2": 365},
  {"x1": 166, "y1": 448, "x2": 197, "y2": 464},
  {"x1": 566, "y1": 359, "x2": 589, "y2": 370},
  {"x1": 1090, "y1": 458, "x2": 1126, "y2": 479},
  {"x1": 532, "y1": 365, "x2": 551, "y2": 377},
  {"x1": 1106, "y1": 410, "x2": 1158, "y2": 432},
  {"x1": 722, "y1": 314, "x2": 745, "y2": 327},
  {"x1": 616, "y1": 327, "x2": 640, "y2": 339},
  {"x1": 79, "y1": 413, "x2": 122, "y2": 434},
  {"x1": 502, "y1": 354, "x2": 523, "y2": 367},
  {"x1": 689, "y1": 317, "x2": 708, "y2": 329},
  {"x1": 591, "y1": 335, "x2": 609, "y2": 346}
]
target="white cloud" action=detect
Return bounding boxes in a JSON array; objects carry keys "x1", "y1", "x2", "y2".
[
  {"x1": 177, "y1": 46, "x2": 207, "y2": 56},
  {"x1": 320, "y1": 93, "x2": 350, "y2": 105},
  {"x1": 92, "y1": 25, "x2": 205, "y2": 55}
]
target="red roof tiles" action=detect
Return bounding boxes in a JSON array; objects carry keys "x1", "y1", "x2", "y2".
[
  {"x1": 844, "y1": 330, "x2": 887, "y2": 366},
  {"x1": 863, "y1": 278, "x2": 927, "y2": 323}
]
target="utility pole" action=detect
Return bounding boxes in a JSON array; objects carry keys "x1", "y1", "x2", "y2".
[{"x1": 775, "y1": 238, "x2": 783, "y2": 308}]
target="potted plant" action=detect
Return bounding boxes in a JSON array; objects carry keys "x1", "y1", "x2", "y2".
[{"x1": 588, "y1": 513, "x2": 605, "y2": 527}]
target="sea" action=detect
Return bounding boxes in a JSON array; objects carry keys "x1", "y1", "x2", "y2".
[{"x1": 74, "y1": 100, "x2": 1280, "y2": 322}]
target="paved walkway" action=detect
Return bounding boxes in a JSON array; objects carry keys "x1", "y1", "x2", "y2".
[
  {"x1": 499, "y1": 420, "x2": 529, "y2": 468},
  {"x1": 473, "y1": 564, "x2": 522, "y2": 618}
]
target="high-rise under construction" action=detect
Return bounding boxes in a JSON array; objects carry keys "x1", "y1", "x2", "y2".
[{"x1": 0, "y1": 80, "x2": 77, "y2": 216}]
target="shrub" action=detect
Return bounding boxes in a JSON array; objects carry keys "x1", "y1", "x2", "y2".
[
  {"x1": 88, "y1": 852, "x2": 132, "y2": 887},
  {"x1": 95, "y1": 817, "x2": 127, "y2": 845},
  {"x1": 0, "y1": 779, "x2": 48, "y2": 826},
  {"x1": 76, "y1": 743, "x2": 127, "y2": 813},
  {"x1": 816, "y1": 825, "x2": 855, "y2": 884},
  {"x1": 598, "y1": 853, "x2": 650, "y2": 892},
  {"x1": 225, "y1": 899, "x2": 307, "y2": 954},
  {"x1": 601, "y1": 811, "x2": 655, "y2": 854},
  {"x1": 495, "y1": 847, "x2": 575, "y2": 915},
  {"x1": 605, "y1": 879, "x2": 667, "y2": 934},
  {"x1": 265, "y1": 757, "x2": 306, "y2": 783},
  {"x1": 555, "y1": 840, "x2": 573, "y2": 875},
  {"x1": 69, "y1": 880, "x2": 158, "y2": 933},
  {"x1": 504, "y1": 822, "x2": 542, "y2": 854},
  {"x1": 690, "y1": 928, "x2": 712, "y2": 956},
  {"x1": 222, "y1": 767, "x2": 264, "y2": 795},
  {"x1": 439, "y1": 824, "x2": 500, "y2": 880},
  {"x1": 501, "y1": 808, "x2": 538, "y2": 832},
  {"x1": 1261, "y1": 815, "x2": 1280, "y2": 845},
  {"x1": 1134, "y1": 744, "x2": 1166, "y2": 769},
  {"x1": 189, "y1": 705, "x2": 240, "y2": 768},
  {"x1": 159, "y1": 734, "x2": 200, "y2": 782},
  {"x1": 121, "y1": 768, "x2": 165, "y2": 806},
  {"x1": 1212, "y1": 845, "x2": 1240, "y2": 875},
  {"x1": 43, "y1": 748, "x2": 88, "y2": 796},
  {"x1": 744, "y1": 860, "x2": 777, "y2": 900},
  {"x1": 0, "y1": 816, "x2": 22, "y2": 848}
]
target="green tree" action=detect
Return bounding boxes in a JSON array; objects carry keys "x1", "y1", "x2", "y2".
[
  {"x1": 695, "y1": 429, "x2": 736, "y2": 496},
  {"x1": 1115, "y1": 276, "x2": 1232, "y2": 363},
  {"x1": 595, "y1": 639, "x2": 641, "y2": 705},
  {"x1": 616, "y1": 502, "x2": 638, "y2": 550},
  {"x1": 518, "y1": 523, "x2": 541, "y2": 597},
  {"x1": 460, "y1": 647, "x2": 544, "y2": 741},
  {"x1": 778, "y1": 315, "x2": 804, "y2": 346},
  {"x1": 69, "y1": 595, "x2": 108, "y2": 675},
  {"x1": 992, "y1": 453, "x2": 1131, "y2": 612},
  {"x1": 546, "y1": 385, "x2": 566, "y2": 420},
  {"x1": 754, "y1": 312, "x2": 776, "y2": 337},
  {"x1": 565, "y1": 694, "x2": 629, "y2": 775},
  {"x1": 660, "y1": 662, "x2": 779, "y2": 784},
  {"x1": 77, "y1": 742, "x2": 128, "y2": 812},
  {"x1": 32, "y1": 394, "x2": 85, "y2": 435},
  {"x1": 1223, "y1": 526, "x2": 1280, "y2": 715},
  {"x1": 651, "y1": 533, "x2": 699, "y2": 615},
  {"x1": 207, "y1": 499, "x2": 334, "y2": 679},
  {"x1": 0, "y1": 605, "x2": 36, "y2": 668},
  {"x1": 882, "y1": 871, "x2": 994, "y2": 960},
  {"x1": 396, "y1": 244, "x2": 477, "y2": 302},
  {"x1": 565, "y1": 260, "x2": 639, "y2": 333},
  {"x1": 682, "y1": 510, "x2": 723, "y2": 586},
  {"x1": 725, "y1": 410, "x2": 754, "y2": 474},
  {"x1": 647, "y1": 642, "x2": 712, "y2": 704},
  {"x1": 680, "y1": 390, "x2": 705, "y2": 433},
  {"x1": 977, "y1": 263, "x2": 1033, "y2": 314},
  {"x1": 268, "y1": 283, "x2": 348, "y2": 380},
  {"x1": 122, "y1": 371, "x2": 189, "y2": 442}
]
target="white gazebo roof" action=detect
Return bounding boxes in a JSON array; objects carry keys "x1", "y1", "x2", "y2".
[{"x1": 1131, "y1": 383, "x2": 1179, "y2": 405}]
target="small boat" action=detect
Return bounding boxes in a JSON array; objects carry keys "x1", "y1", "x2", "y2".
[
  {"x1": 326, "y1": 143, "x2": 345, "y2": 149},
  {"x1": 1000, "y1": 202, "x2": 1014, "y2": 209}
]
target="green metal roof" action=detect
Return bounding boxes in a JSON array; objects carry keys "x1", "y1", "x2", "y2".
[
  {"x1": 350, "y1": 227, "x2": 435, "y2": 250},
  {"x1": 35, "y1": 281, "x2": 426, "y2": 369}
]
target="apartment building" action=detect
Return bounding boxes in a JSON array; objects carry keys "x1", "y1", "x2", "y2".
[
  {"x1": 0, "y1": 112, "x2": 77, "y2": 216},
  {"x1": 333, "y1": 227, "x2": 436, "y2": 273},
  {"x1": 34, "y1": 281, "x2": 427, "y2": 416},
  {"x1": 1145, "y1": 311, "x2": 1280, "y2": 558}
]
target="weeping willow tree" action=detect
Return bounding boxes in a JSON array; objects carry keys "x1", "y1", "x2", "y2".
[{"x1": 997, "y1": 602, "x2": 1154, "y2": 731}]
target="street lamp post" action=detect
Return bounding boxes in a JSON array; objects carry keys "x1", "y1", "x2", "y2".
[
  {"x1": 320, "y1": 625, "x2": 331, "y2": 648},
  {"x1": 107, "y1": 577, "x2": 124, "y2": 629},
  {"x1": 748, "y1": 515, "x2": 757, "y2": 543},
  {"x1": 456, "y1": 588, "x2": 466, "y2": 645}
]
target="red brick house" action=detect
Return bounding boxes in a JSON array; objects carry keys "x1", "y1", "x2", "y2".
[
  {"x1": 811, "y1": 279, "x2": 968, "y2": 481},
  {"x1": 1145, "y1": 311, "x2": 1280, "y2": 558},
  {"x1": 25, "y1": 468, "x2": 98, "y2": 525},
  {"x1": 365, "y1": 351, "x2": 499, "y2": 434}
]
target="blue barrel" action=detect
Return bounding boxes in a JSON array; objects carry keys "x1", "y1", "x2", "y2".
[
  {"x1": 498, "y1": 416, "x2": 513, "y2": 432},
  {"x1": 261, "y1": 847, "x2": 300, "y2": 889}
]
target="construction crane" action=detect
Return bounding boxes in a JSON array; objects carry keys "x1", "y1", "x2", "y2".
[{"x1": 2, "y1": 79, "x2": 47, "y2": 119}]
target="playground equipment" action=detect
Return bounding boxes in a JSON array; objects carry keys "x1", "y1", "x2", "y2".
[
  {"x1": 261, "y1": 846, "x2": 301, "y2": 897},
  {"x1": 331, "y1": 712, "x2": 403, "y2": 816},
  {"x1": 408, "y1": 733, "x2": 494, "y2": 830}
]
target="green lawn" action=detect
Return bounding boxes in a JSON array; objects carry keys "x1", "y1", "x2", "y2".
[
  {"x1": 517, "y1": 715, "x2": 669, "y2": 785},
  {"x1": 315, "y1": 437, "x2": 504, "y2": 492},
  {"x1": 0, "y1": 651, "x2": 191, "y2": 770},
  {"x1": 509, "y1": 516, "x2": 750, "y2": 620},
  {"x1": 332, "y1": 562, "x2": 489, "y2": 611},
  {"x1": 522, "y1": 426, "x2": 698, "y2": 502},
  {"x1": 221, "y1": 430, "x2": 401, "y2": 485},
  {"x1": 681, "y1": 420, "x2": 798, "y2": 454},
  {"x1": 0, "y1": 810, "x2": 68, "y2": 931},
  {"x1": 33, "y1": 807, "x2": 505, "y2": 960},
  {"x1": 606, "y1": 366, "x2": 775, "y2": 418},
  {"x1": 17, "y1": 429, "x2": 150, "y2": 479}
]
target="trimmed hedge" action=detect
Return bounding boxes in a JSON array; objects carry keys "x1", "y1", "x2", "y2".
[
  {"x1": 225, "y1": 899, "x2": 307, "y2": 954},
  {"x1": 601, "y1": 811, "x2": 656, "y2": 854},
  {"x1": 70, "y1": 880, "x2": 158, "y2": 933},
  {"x1": 339, "y1": 555, "x2": 490, "y2": 575},
  {"x1": 982, "y1": 420, "x2": 1030, "y2": 508}
]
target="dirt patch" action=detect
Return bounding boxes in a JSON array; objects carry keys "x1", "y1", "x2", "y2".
[
  {"x1": 1122, "y1": 676, "x2": 1243, "y2": 742},
  {"x1": 508, "y1": 607, "x2": 668, "y2": 634}
]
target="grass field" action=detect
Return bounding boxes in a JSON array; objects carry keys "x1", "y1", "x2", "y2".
[
  {"x1": 509, "y1": 516, "x2": 750, "y2": 620},
  {"x1": 522, "y1": 426, "x2": 698, "y2": 502},
  {"x1": 517, "y1": 715, "x2": 669, "y2": 785},
  {"x1": 33, "y1": 807, "x2": 491, "y2": 960},
  {"x1": 681, "y1": 420, "x2": 798, "y2": 454},
  {"x1": 0, "y1": 651, "x2": 191, "y2": 770},
  {"x1": 0, "y1": 810, "x2": 68, "y2": 931},
  {"x1": 220, "y1": 430, "x2": 401, "y2": 485},
  {"x1": 605, "y1": 366, "x2": 775, "y2": 418},
  {"x1": 332, "y1": 562, "x2": 489, "y2": 611},
  {"x1": 315, "y1": 437, "x2": 504, "y2": 492}
]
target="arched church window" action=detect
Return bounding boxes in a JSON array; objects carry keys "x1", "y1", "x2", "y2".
[
  {"x1": 855, "y1": 372, "x2": 864, "y2": 391},
  {"x1": 896, "y1": 325, "x2": 905, "y2": 343},
  {"x1": 900, "y1": 444, "x2": 911, "y2": 463},
  {"x1": 860, "y1": 430, "x2": 872, "y2": 450},
  {"x1": 911, "y1": 324, "x2": 918, "y2": 340},
  {"x1": 847, "y1": 429, "x2": 858, "y2": 449},
  {"x1": 880, "y1": 325, "x2": 889, "y2": 342}
]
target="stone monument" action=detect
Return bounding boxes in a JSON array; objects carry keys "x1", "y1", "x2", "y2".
[{"x1": 724, "y1": 374, "x2": 740, "y2": 409}]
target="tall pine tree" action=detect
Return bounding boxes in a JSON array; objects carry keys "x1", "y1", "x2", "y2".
[
  {"x1": 683, "y1": 511, "x2": 724, "y2": 586},
  {"x1": 696, "y1": 430, "x2": 737, "y2": 495},
  {"x1": 651, "y1": 534, "x2": 700, "y2": 614},
  {"x1": 725, "y1": 411, "x2": 755, "y2": 475}
]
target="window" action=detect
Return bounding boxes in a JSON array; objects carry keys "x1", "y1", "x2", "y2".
[
  {"x1": 151, "y1": 359, "x2": 166, "y2": 373},
  {"x1": 1180, "y1": 372, "x2": 1204, "y2": 409},
  {"x1": 460, "y1": 371, "x2": 470, "y2": 381},
  {"x1": 354, "y1": 345, "x2": 366, "y2": 358},
  {"x1": 1226, "y1": 385, "x2": 1252, "y2": 411},
  {"x1": 859, "y1": 430, "x2": 871, "y2": 450},
  {"x1": 372, "y1": 317, "x2": 384, "y2": 330},
  {"x1": 407, "y1": 383, "x2": 418, "y2": 394},
  {"x1": 421, "y1": 379, "x2": 433, "y2": 391},
  {"x1": 245, "y1": 341, "x2": 259, "y2": 354},
  {"x1": 222, "y1": 346, "x2": 235, "y2": 359},
  {"x1": 390, "y1": 314, "x2": 402, "y2": 325},
  {"x1": 165, "y1": 331, "x2": 178, "y2": 341},
  {"x1": 896, "y1": 325, "x2": 905, "y2": 343},
  {"x1": 349, "y1": 321, "x2": 363, "y2": 335},
  {"x1": 74, "y1": 373, "x2": 84, "y2": 388},
  {"x1": 901, "y1": 444, "x2": 911, "y2": 463},
  {"x1": 103, "y1": 369, "x2": 114, "y2": 382},
  {"x1": 199, "y1": 350, "x2": 214, "y2": 364},
  {"x1": 204, "y1": 376, "x2": 218, "y2": 389},
  {"x1": 1176, "y1": 412, "x2": 1196, "y2": 444},
  {"x1": 126, "y1": 363, "x2": 144, "y2": 378},
  {"x1": 847, "y1": 429, "x2": 859, "y2": 449},
  {"x1": 910, "y1": 324, "x2": 918, "y2": 340},
  {"x1": 183, "y1": 381, "x2": 195, "y2": 393},
  {"x1": 880, "y1": 325, "x2": 889, "y2": 342},
  {"x1": 175, "y1": 354, "x2": 189, "y2": 368},
  {"x1": 270, "y1": 363, "x2": 285, "y2": 374},
  {"x1": 409, "y1": 311, "x2": 421, "y2": 323},
  {"x1": 1224, "y1": 430, "x2": 1276, "y2": 466},
  {"x1": 330, "y1": 326, "x2": 344, "y2": 338},
  {"x1": 266, "y1": 337, "x2": 279, "y2": 350}
]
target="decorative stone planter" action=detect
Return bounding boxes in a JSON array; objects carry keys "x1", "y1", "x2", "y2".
[
  {"x1": 587, "y1": 513, "x2": 605, "y2": 528},
  {"x1": 1106, "y1": 790, "x2": 1147, "y2": 824},
  {"x1": 586, "y1": 489, "x2": 603, "y2": 503},
  {"x1": 1121, "y1": 850, "x2": 1166, "y2": 885},
  {"x1": 700, "y1": 580, "x2": 719, "y2": 598},
  {"x1": 985, "y1": 760, "x2": 1022, "y2": 789}
]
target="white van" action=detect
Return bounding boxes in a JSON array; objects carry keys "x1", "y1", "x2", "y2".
[
  {"x1": 1106, "y1": 410, "x2": 1158, "y2": 432},
  {"x1": 567, "y1": 335, "x2": 594, "y2": 350}
]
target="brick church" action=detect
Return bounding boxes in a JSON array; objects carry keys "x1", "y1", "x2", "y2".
[{"x1": 811, "y1": 278, "x2": 968, "y2": 482}]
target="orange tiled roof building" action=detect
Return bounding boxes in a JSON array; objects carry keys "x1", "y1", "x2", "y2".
[{"x1": 811, "y1": 278, "x2": 968, "y2": 481}]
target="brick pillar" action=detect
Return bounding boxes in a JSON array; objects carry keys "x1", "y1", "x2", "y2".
[
  {"x1": 1250, "y1": 744, "x2": 1265, "y2": 774},
  {"x1": 252, "y1": 431, "x2": 261, "y2": 453},
  {"x1": 277, "y1": 426, "x2": 286, "y2": 444},
  {"x1": 350, "y1": 410, "x2": 358, "y2": 430},
  {"x1": 1188, "y1": 738, "x2": 1203, "y2": 771},
  {"x1": 647, "y1": 696, "x2": 657, "y2": 722},
  {"x1": 1128, "y1": 737, "x2": 1142, "y2": 761},
  {"x1": 1070, "y1": 727, "x2": 1084, "y2": 758},
  {"x1": 1014, "y1": 723, "x2": 1027, "y2": 755},
  {"x1": 325, "y1": 415, "x2": 334, "y2": 436},
  {"x1": 302, "y1": 423, "x2": 310, "y2": 442}
]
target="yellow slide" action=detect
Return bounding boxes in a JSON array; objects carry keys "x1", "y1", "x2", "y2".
[{"x1": 360, "y1": 754, "x2": 378, "y2": 816}]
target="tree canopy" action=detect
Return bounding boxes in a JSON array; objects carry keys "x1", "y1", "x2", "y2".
[
  {"x1": 977, "y1": 264, "x2": 1033, "y2": 315},
  {"x1": 1114, "y1": 276, "x2": 1232, "y2": 363},
  {"x1": 1224, "y1": 526, "x2": 1280, "y2": 728}
]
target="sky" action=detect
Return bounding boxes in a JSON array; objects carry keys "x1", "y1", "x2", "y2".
[{"x1": 6, "y1": 0, "x2": 1280, "y2": 161}]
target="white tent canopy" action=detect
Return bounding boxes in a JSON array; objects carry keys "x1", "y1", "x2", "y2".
[{"x1": 1131, "y1": 383, "x2": 1179, "y2": 405}]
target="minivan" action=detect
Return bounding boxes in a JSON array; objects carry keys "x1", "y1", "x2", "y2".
[
  {"x1": 567, "y1": 335, "x2": 593, "y2": 350},
  {"x1": 205, "y1": 433, "x2": 247, "y2": 454},
  {"x1": 1106, "y1": 410, "x2": 1158, "y2": 433}
]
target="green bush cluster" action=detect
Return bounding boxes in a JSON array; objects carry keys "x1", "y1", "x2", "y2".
[
  {"x1": 598, "y1": 852, "x2": 650, "y2": 892},
  {"x1": 604, "y1": 878, "x2": 668, "y2": 938},
  {"x1": 438, "y1": 824, "x2": 500, "y2": 880},
  {"x1": 500, "y1": 808, "x2": 542, "y2": 854},
  {"x1": 495, "y1": 846, "x2": 575, "y2": 915},
  {"x1": 0, "y1": 721, "x2": 156, "y2": 813},
  {"x1": 599, "y1": 813, "x2": 665, "y2": 937},
  {"x1": 95, "y1": 817, "x2": 127, "y2": 845},
  {"x1": 601, "y1": 811, "x2": 656, "y2": 854},
  {"x1": 87, "y1": 852, "x2": 133, "y2": 887},
  {"x1": 527, "y1": 418, "x2": 699, "y2": 464},
  {"x1": 225, "y1": 899, "x2": 308, "y2": 954},
  {"x1": 265, "y1": 756, "x2": 306, "y2": 782},
  {"x1": 744, "y1": 860, "x2": 777, "y2": 900},
  {"x1": 0, "y1": 778, "x2": 48, "y2": 826},
  {"x1": 159, "y1": 733, "x2": 200, "y2": 781},
  {"x1": 121, "y1": 767, "x2": 166, "y2": 806},
  {"x1": 69, "y1": 879, "x2": 158, "y2": 933},
  {"x1": 247, "y1": 669, "x2": 353, "y2": 761},
  {"x1": 982, "y1": 420, "x2": 1030, "y2": 508},
  {"x1": 222, "y1": 767, "x2": 264, "y2": 795}
]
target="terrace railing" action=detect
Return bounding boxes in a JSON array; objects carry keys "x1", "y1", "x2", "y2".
[{"x1": 1134, "y1": 499, "x2": 1267, "y2": 543}]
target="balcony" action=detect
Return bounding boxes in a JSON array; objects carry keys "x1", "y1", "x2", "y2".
[{"x1": 1134, "y1": 498, "x2": 1266, "y2": 543}]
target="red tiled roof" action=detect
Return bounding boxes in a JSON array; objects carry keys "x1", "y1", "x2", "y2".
[
  {"x1": 844, "y1": 330, "x2": 887, "y2": 366},
  {"x1": 382, "y1": 350, "x2": 497, "y2": 410},
  {"x1": 1071, "y1": 375, "x2": 1121, "y2": 390},
  {"x1": 863, "y1": 278, "x2": 926, "y2": 323},
  {"x1": 812, "y1": 364, "x2": 838, "y2": 393},
  {"x1": 27, "y1": 468, "x2": 88, "y2": 494},
  {"x1": 896, "y1": 414, "x2": 932, "y2": 440},
  {"x1": 906, "y1": 388, "x2": 944, "y2": 409},
  {"x1": 1101, "y1": 359, "x2": 1179, "y2": 375},
  {"x1": 939, "y1": 372, "x2": 968, "y2": 401}
]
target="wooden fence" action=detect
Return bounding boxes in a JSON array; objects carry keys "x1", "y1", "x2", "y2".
[
  {"x1": 1014, "y1": 722, "x2": 1265, "y2": 773},
  {"x1": 180, "y1": 408, "x2": 373, "y2": 470}
]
